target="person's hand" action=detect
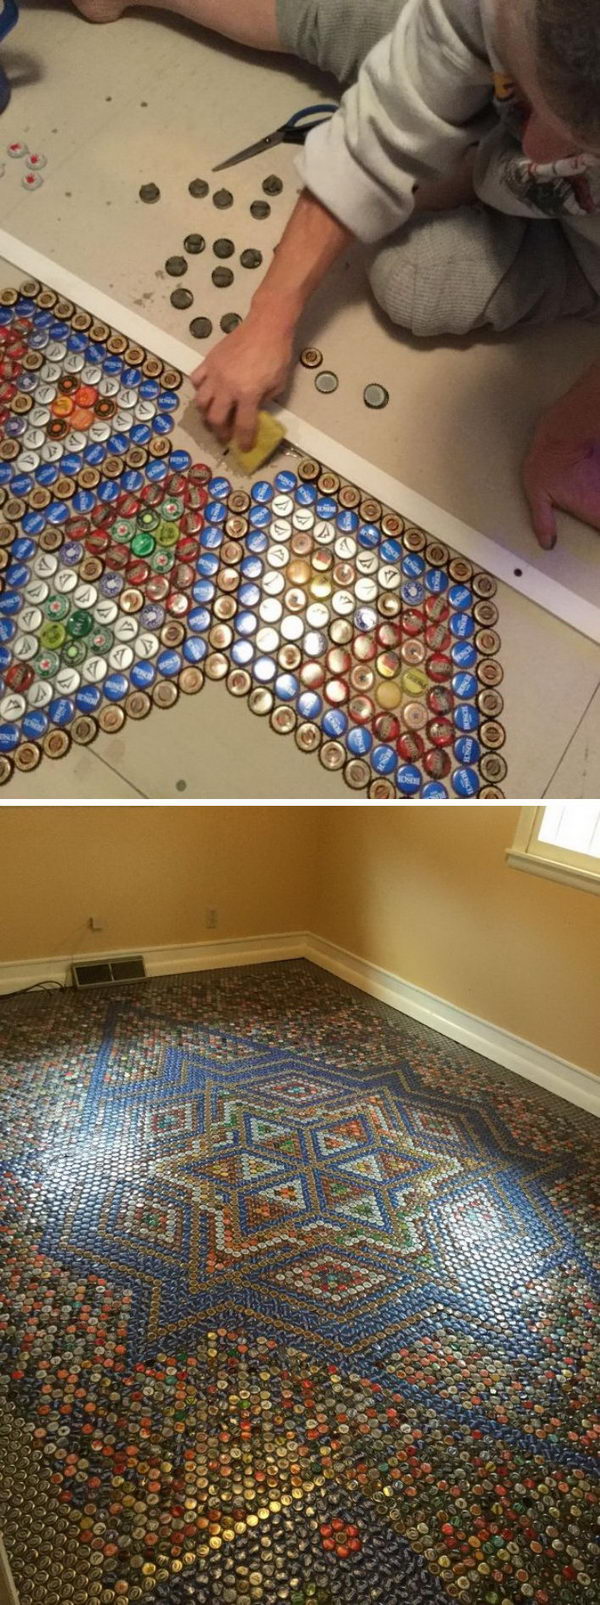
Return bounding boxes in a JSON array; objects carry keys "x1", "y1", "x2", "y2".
[
  {"x1": 191, "y1": 312, "x2": 294, "y2": 451},
  {"x1": 522, "y1": 368, "x2": 600, "y2": 548}
]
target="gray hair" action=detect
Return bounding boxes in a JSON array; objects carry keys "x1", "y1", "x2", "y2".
[{"x1": 535, "y1": 0, "x2": 600, "y2": 142}]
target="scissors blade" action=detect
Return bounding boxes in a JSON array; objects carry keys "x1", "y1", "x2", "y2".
[{"x1": 212, "y1": 130, "x2": 284, "y2": 173}]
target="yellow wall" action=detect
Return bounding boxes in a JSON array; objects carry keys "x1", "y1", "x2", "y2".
[
  {"x1": 0, "y1": 806, "x2": 314, "y2": 963},
  {"x1": 2, "y1": 805, "x2": 599, "y2": 1077},
  {"x1": 312, "y1": 807, "x2": 600, "y2": 1078}
]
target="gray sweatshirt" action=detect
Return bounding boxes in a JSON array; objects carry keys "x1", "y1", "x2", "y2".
[{"x1": 297, "y1": 0, "x2": 600, "y2": 288}]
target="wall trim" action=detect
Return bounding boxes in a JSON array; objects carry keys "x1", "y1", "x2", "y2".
[
  {"x1": 304, "y1": 934, "x2": 600, "y2": 1119},
  {"x1": 0, "y1": 933, "x2": 306, "y2": 996},
  {"x1": 2, "y1": 932, "x2": 597, "y2": 1118}
]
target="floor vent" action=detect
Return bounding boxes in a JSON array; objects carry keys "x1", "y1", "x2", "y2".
[{"x1": 72, "y1": 956, "x2": 147, "y2": 989}]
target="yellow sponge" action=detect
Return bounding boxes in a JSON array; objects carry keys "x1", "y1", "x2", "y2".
[{"x1": 232, "y1": 411, "x2": 286, "y2": 474}]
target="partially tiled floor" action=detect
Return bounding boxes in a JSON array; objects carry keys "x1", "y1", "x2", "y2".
[{"x1": 0, "y1": 961, "x2": 598, "y2": 1604}]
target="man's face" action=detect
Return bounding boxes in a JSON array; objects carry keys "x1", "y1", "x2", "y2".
[{"x1": 498, "y1": 0, "x2": 597, "y2": 162}]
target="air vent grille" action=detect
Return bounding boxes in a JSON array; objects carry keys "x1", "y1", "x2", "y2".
[{"x1": 72, "y1": 956, "x2": 146, "y2": 988}]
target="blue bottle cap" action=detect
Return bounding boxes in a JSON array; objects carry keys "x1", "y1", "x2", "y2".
[
  {"x1": 251, "y1": 479, "x2": 274, "y2": 504},
  {"x1": 236, "y1": 611, "x2": 257, "y2": 637},
  {"x1": 449, "y1": 611, "x2": 475, "y2": 639},
  {"x1": 402, "y1": 552, "x2": 425, "y2": 577},
  {"x1": 347, "y1": 724, "x2": 372, "y2": 756},
  {"x1": 396, "y1": 763, "x2": 422, "y2": 796},
  {"x1": 240, "y1": 556, "x2": 263, "y2": 580},
  {"x1": 0, "y1": 592, "x2": 21, "y2": 616},
  {"x1": 11, "y1": 538, "x2": 36, "y2": 561},
  {"x1": 23, "y1": 709, "x2": 49, "y2": 741},
  {"x1": 249, "y1": 504, "x2": 272, "y2": 529},
  {"x1": 246, "y1": 531, "x2": 268, "y2": 554},
  {"x1": 130, "y1": 424, "x2": 152, "y2": 447},
  {"x1": 0, "y1": 723, "x2": 20, "y2": 752},
  {"x1": 22, "y1": 511, "x2": 47, "y2": 538},
  {"x1": 401, "y1": 581, "x2": 425, "y2": 607},
  {"x1": 147, "y1": 458, "x2": 168, "y2": 481},
  {"x1": 83, "y1": 442, "x2": 107, "y2": 466},
  {"x1": 104, "y1": 673, "x2": 129, "y2": 701},
  {"x1": 62, "y1": 453, "x2": 84, "y2": 476},
  {"x1": 192, "y1": 580, "x2": 215, "y2": 604},
  {"x1": 140, "y1": 379, "x2": 160, "y2": 400},
  {"x1": 140, "y1": 603, "x2": 165, "y2": 631},
  {"x1": 49, "y1": 697, "x2": 75, "y2": 727},
  {"x1": 73, "y1": 490, "x2": 96, "y2": 515},
  {"x1": 76, "y1": 684, "x2": 102, "y2": 713},
  {"x1": 454, "y1": 702, "x2": 479, "y2": 733},
  {"x1": 238, "y1": 583, "x2": 260, "y2": 608},
  {"x1": 201, "y1": 525, "x2": 223, "y2": 551},
  {"x1": 60, "y1": 541, "x2": 84, "y2": 567},
  {"x1": 322, "y1": 708, "x2": 347, "y2": 739},
  {"x1": 380, "y1": 538, "x2": 402, "y2": 563},
  {"x1": 425, "y1": 568, "x2": 448, "y2": 594},
  {"x1": 452, "y1": 671, "x2": 477, "y2": 700},
  {"x1": 188, "y1": 606, "x2": 211, "y2": 634},
  {"x1": 152, "y1": 412, "x2": 173, "y2": 435},
  {"x1": 208, "y1": 476, "x2": 231, "y2": 499},
  {"x1": 205, "y1": 499, "x2": 227, "y2": 524},
  {"x1": 297, "y1": 690, "x2": 322, "y2": 721},
  {"x1": 197, "y1": 553, "x2": 219, "y2": 577},
  {"x1": 275, "y1": 673, "x2": 298, "y2": 701},
  {"x1": 0, "y1": 647, "x2": 11, "y2": 673},
  {"x1": 274, "y1": 469, "x2": 297, "y2": 492},
  {"x1": 98, "y1": 480, "x2": 120, "y2": 503},
  {"x1": 131, "y1": 659, "x2": 157, "y2": 689},
  {"x1": 295, "y1": 481, "x2": 317, "y2": 505},
  {"x1": 455, "y1": 735, "x2": 480, "y2": 765},
  {"x1": 100, "y1": 572, "x2": 124, "y2": 598},
  {"x1": 358, "y1": 523, "x2": 380, "y2": 548},
  {"x1": 157, "y1": 650, "x2": 181, "y2": 678},
  {"x1": 452, "y1": 765, "x2": 479, "y2": 797},
  {"x1": 336, "y1": 509, "x2": 358, "y2": 533},
  {"x1": 108, "y1": 433, "x2": 129, "y2": 456},
  {"x1": 451, "y1": 640, "x2": 477, "y2": 668},
  {"x1": 6, "y1": 563, "x2": 30, "y2": 589},
  {"x1": 182, "y1": 636, "x2": 207, "y2": 665},
  {"x1": 231, "y1": 639, "x2": 254, "y2": 667},
  {"x1": 10, "y1": 475, "x2": 33, "y2": 498},
  {"x1": 121, "y1": 365, "x2": 142, "y2": 387},
  {"x1": 316, "y1": 497, "x2": 337, "y2": 520},
  {"x1": 122, "y1": 470, "x2": 144, "y2": 493},
  {"x1": 156, "y1": 389, "x2": 179, "y2": 411},
  {"x1": 0, "y1": 619, "x2": 16, "y2": 644},
  {"x1": 422, "y1": 781, "x2": 448, "y2": 798},
  {"x1": 449, "y1": 583, "x2": 473, "y2": 610},
  {"x1": 170, "y1": 450, "x2": 192, "y2": 473},
  {"x1": 371, "y1": 743, "x2": 396, "y2": 775}
]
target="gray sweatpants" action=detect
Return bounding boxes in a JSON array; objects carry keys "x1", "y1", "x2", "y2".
[{"x1": 276, "y1": 0, "x2": 600, "y2": 336}]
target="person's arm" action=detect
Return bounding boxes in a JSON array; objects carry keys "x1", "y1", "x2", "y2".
[
  {"x1": 192, "y1": 190, "x2": 352, "y2": 449},
  {"x1": 523, "y1": 361, "x2": 600, "y2": 547}
]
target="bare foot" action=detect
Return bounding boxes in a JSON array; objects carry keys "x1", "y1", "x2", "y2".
[{"x1": 73, "y1": 0, "x2": 127, "y2": 22}]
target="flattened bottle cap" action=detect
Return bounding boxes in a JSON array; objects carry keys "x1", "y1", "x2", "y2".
[
  {"x1": 480, "y1": 719, "x2": 505, "y2": 750},
  {"x1": 271, "y1": 705, "x2": 296, "y2": 736},
  {"x1": 249, "y1": 686, "x2": 273, "y2": 716},
  {"x1": 71, "y1": 713, "x2": 98, "y2": 744},
  {"x1": 475, "y1": 627, "x2": 501, "y2": 656},
  {"x1": 43, "y1": 727, "x2": 71, "y2": 759},
  {"x1": 477, "y1": 656, "x2": 503, "y2": 687},
  {"x1": 477, "y1": 687, "x2": 503, "y2": 718},
  {"x1": 0, "y1": 754, "x2": 13, "y2": 784},
  {"x1": 479, "y1": 783, "x2": 505, "y2": 797},
  {"x1": 13, "y1": 741, "x2": 41, "y2": 772},
  {"x1": 99, "y1": 703, "x2": 126, "y2": 732},
  {"x1": 179, "y1": 665, "x2": 204, "y2": 695},
  {"x1": 472, "y1": 570, "x2": 497, "y2": 598}
]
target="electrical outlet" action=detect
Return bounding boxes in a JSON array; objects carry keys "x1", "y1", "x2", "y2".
[
  {"x1": 206, "y1": 908, "x2": 218, "y2": 930},
  {"x1": 88, "y1": 917, "x2": 104, "y2": 933}
]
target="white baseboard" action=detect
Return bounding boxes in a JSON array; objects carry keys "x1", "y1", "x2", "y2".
[
  {"x1": 305, "y1": 934, "x2": 600, "y2": 1119},
  {"x1": 2, "y1": 932, "x2": 597, "y2": 1118},
  {"x1": 0, "y1": 932, "x2": 305, "y2": 996}
]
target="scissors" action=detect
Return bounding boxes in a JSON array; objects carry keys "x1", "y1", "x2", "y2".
[{"x1": 212, "y1": 102, "x2": 339, "y2": 173}]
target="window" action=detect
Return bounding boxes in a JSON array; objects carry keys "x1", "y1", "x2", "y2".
[{"x1": 507, "y1": 805, "x2": 600, "y2": 894}]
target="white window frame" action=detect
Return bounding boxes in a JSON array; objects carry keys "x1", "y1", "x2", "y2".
[{"x1": 507, "y1": 806, "x2": 600, "y2": 895}]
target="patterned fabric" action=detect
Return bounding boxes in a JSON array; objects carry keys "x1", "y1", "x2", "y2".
[{"x1": 0, "y1": 962, "x2": 598, "y2": 1605}]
